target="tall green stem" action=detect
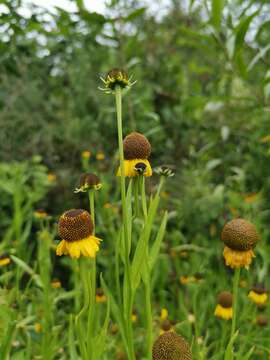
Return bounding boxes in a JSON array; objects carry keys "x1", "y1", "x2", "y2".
[
  {"x1": 87, "y1": 190, "x2": 96, "y2": 359},
  {"x1": 231, "y1": 268, "x2": 240, "y2": 339},
  {"x1": 226, "y1": 267, "x2": 241, "y2": 360},
  {"x1": 115, "y1": 85, "x2": 135, "y2": 360},
  {"x1": 145, "y1": 279, "x2": 153, "y2": 359}
]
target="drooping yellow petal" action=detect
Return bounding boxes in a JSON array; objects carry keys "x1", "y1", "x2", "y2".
[
  {"x1": 116, "y1": 159, "x2": 152, "y2": 177},
  {"x1": 248, "y1": 291, "x2": 268, "y2": 305},
  {"x1": 223, "y1": 246, "x2": 255, "y2": 269},
  {"x1": 56, "y1": 236, "x2": 101, "y2": 259},
  {"x1": 214, "y1": 304, "x2": 233, "y2": 320}
]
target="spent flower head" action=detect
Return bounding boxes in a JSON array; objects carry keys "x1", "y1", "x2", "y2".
[
  {"x1": 99, "y1": 68, "x2": 136, "y2": 94},
  {"x1": 74, "y1": 173, "x2": 102, "y2": 193},
  {"x1": 221, "y1": 218, "x2": 259, "y2": 269}
]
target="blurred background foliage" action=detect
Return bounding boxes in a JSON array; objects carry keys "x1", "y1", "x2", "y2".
[{"x1": 1, "y1": 0, "x2": 270, "y2": 249}]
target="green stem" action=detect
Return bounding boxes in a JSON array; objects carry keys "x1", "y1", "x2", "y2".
[
  {"x1": 231, "y1": 268, "x2": 240, "y2": 339},
  {"x1": 226, "y1": 267, "x2": 241, "y2": 360},
  {"x1": 87, "y1": 190, "x2": 96, "y2": 359},
  {"x1": 134, "y1": 178, "x2": 140, "y2": 217},
  {"x1": 115, "y1": 85, "x2": 135, "y2": 360},
  {"x1": 145, "y1": 279, "x2": 153, "y2": 359},
  {"x1": 140, "y1": 176, "x2": 148, "y2": 220}
]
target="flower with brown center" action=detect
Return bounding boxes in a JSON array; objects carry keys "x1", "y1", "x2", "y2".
[
  {"x1": 74, "y1": 173, "x2": 102, "y2": 193},
  {"x1": 96, "y1": 288, "x2": 107, "y2": 303},
  {"x1": 99, "y1": 68, "x2": 136, "y2": 94},
  {"x1": 51, "y1": 279, "x2": 61, "y2": 289},
  {"x1": 56, "y1": 209, "x2": 101, "y2": 259},
  {"x1": 248, "y1": 284, "x2": 268, "y2": 305},
  {"x1": 214, "y1": 291, "x2": 233, "y2": 320},
  {"x1": 152, "y1": 332, "x2": 192, "y2": 360},
  {"x1": 221, "y1": 218, "x2": 259, "y2": 269},
  {"x1": 117, "y1": 132, "x2": 152, "y2": 177},
  {"x1": 256, "y1": 314, "x2": 268, "y2": 327}
]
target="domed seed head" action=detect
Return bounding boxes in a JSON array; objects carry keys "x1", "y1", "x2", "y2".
[
  {"x1": 161, "y1": 319, "x2": 172, "y2": 332},
  {"x1": 252, "y1": 284, "x2": 266, "y2": 295},
  {"x1": 221, "y1": 218, "x2": 259, "y2": 251},
  {"x1": 79, "y1": 173, "x2": 100, "y2": 188},
  {"x1": 123, "y1": 132, "x2": 151, "y2": 160},
  {"x1": 152, "y1": 332, "x2": 192, "y2": 360},
  {"x1": 58, "y1": 209, "x2": 93, "y2": 242},
  {"x1": 218, "y1": 291, "x2": 233, "y2": 308}
]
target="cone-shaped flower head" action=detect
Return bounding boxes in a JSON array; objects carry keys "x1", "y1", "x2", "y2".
[
  {"x1": 152, "y1": 332, "x2": 192, "y2": 360},
  {"x1": 214, "y1": 291, "x2": 233, "y2": 320},
  {"x1": 74, "y1": 173, "x2": 102, "y2": 193},
  {"x1": 221, "y1": 218, "x2": 259, "y2": 269},
  {"x1": 248, "y1": 284, "x2": 268, "y2": 305},
  {"x1": 117, "y1": 132, "x2": 152, "y2": 177},
  {"x1": 56, "y1": 209, "x2": 101, "y2": 259}
]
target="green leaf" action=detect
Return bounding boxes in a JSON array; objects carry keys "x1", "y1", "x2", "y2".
[
  {"x1": 149, "y1": 211, "x2": 168, "y2": 272},
  {"x1": 234, "y1": 11, "x2": 259, "y2": 57},
  {"x1": 93, "y1": 297, "x2": 110, "y2": 359},
  {"x1": 10, "y1": 255, "x2": 43, "y2": 288},
  {"x1": 131, "y1": 192, "x2": 160, "y2": 291},
  {"x1": 124, "y1": 7, "x2": 146, "y2": 22},
  {"x1": 100, "y1": 276, "x2": 128, "y2": 352},
  {"x1": 211, "y1": 0, "x2": 224, "y2": 31}
]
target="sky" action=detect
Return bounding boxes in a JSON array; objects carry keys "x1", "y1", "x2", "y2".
[{"x1": 23, "y1": 0, "x2": 106, "y2": 14}]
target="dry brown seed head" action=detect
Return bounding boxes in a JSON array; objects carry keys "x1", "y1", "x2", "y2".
[
  {"x1": 123, "y1": 132, "x2": 151, "y2": 160},
  {"x1": 152, "y1": 332, "x2": 192, "y2": 360},
  {"x1": 218, "y1": 291, "x2": 233, "y2": 308},
  {"x1": 58, "y1": 209, "x2": 93, "y2": 242},
  {"x1": 221, "y1": 218, "x2": 259, "y2": 251}
]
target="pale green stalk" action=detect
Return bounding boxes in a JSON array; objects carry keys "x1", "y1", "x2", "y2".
[
  {"x1": 86, "y1": 190, "x2": 96, "y2": 359},
  {"x1": 115, "y1": 85, "x2": 136, "y2": 360},
  {"x1": 226, "y1": 267, "x2": 241, "y2": 360}
]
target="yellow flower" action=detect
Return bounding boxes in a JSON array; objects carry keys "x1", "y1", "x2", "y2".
[
  {"x1": 248, "y1": 285, "x2": 268, "y2": 305},
  {"x1": 260, "y1": 134, "x2": 270, "y2": 143},
  {"x1": 117, "y1": 159, "x2": 152, "y2": 177},
  {"x1": 244, "y1": 192, "x2": 259, "y2": 204},
  {"x1": 117, "y1": 132, "x2": 152, "y2": 177},
  {"x1": 34, "y1": 209, "x2": 48, "y2": 219},
  {"x1": 131, "y1": 310, "x2": 138, "y2": 323},
  {"x1": 0, "y1": 255, "x2": 11, "y2": 267},
  {"x1": 96, "y1": 151, "x2": 105, "y2": 161},
  {"x1": 82, "y1": 150, "x2": 91, "y2": 159},
  {"x1": 214, "y1": 304, "x2": 233, "y2": 320},
  {"x1": 160, "y1": 308, "x2": 168, "y2": 321},
  {"x1": 56, "y1": 209, "x2": 101, "y2": 259},
  {"x1": 159, "y1": 319, "x2": 174, "y2": 335},
  {"x1": 34, "y1": 323, "x2": 42, "y2": 333},
  {"x1": 221, "y1": 218, "x2": 259, "y2": 269},
  {"x1": 223, "y1": 246, "x2": 255, "y2": 269},
  {"x1": 51, "y1": 279, "x2": 61, "y2": 289},
  {"x1": 180, "y1": 275, "x2": 195, "y2": 285},
  {"x1": 214, "y1": 292, "x2": 233, "y2": 321},
  {"x1": 99, "y1": 68, "x2": 136, "y2": 93},
  {"x1": 47, "y1": 173, "x2": 56, "y2": 183},
  {"x1": 96, "y1": 288, "x2": 107, "y2": 303}
]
